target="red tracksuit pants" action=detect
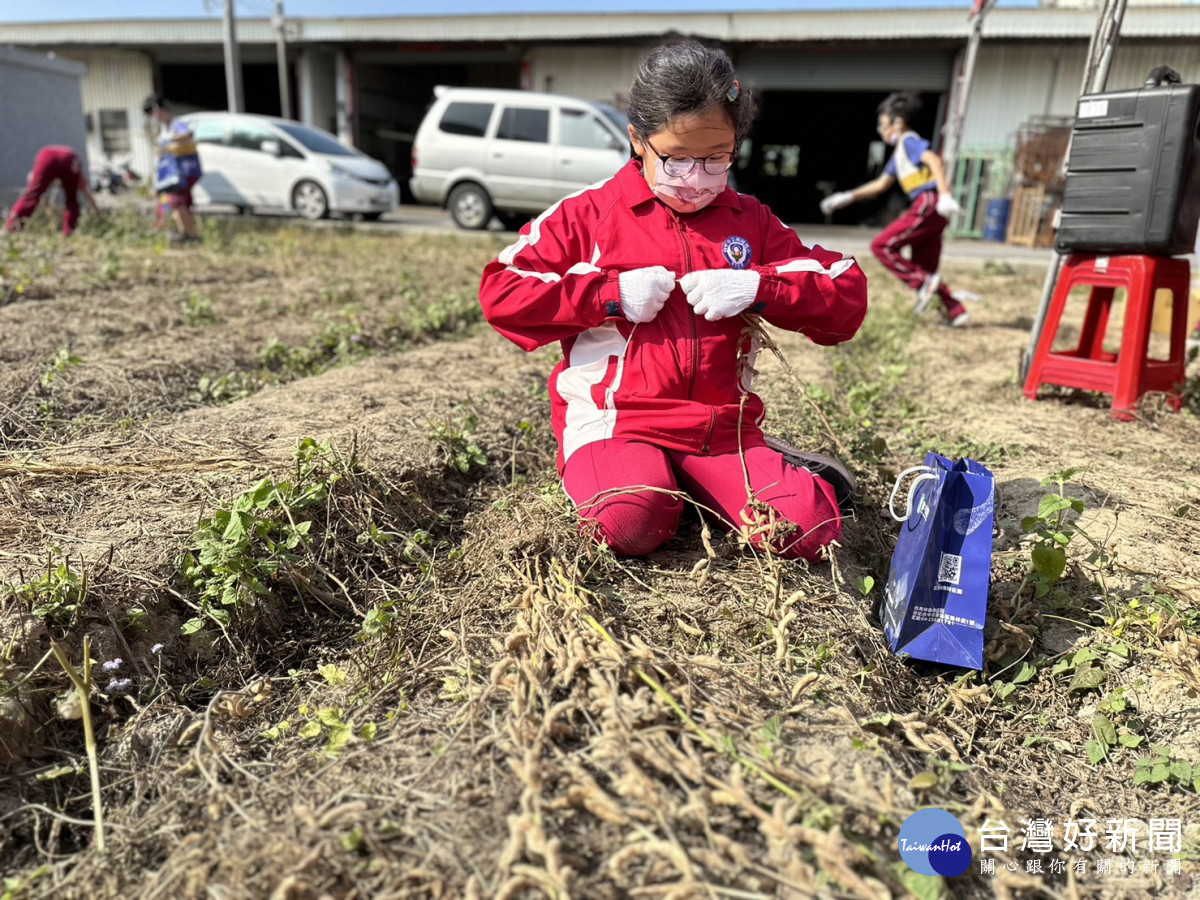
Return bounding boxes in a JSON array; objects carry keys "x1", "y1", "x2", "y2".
[
  {"x1": 562, "y1": 439, "x2": 841, "y2": 562},
  {"x1": 5, "y1": 146, "x2": 84, "y2": 236},
  {"x1": 870, "y1": 190, "x2": 965, "y2": 319}
]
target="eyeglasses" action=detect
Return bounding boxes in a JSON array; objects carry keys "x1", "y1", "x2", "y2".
[{"x1": 643, "y1": 136, "x2": 735, "y2": 177}]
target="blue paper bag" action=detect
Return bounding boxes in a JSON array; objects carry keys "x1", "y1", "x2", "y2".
[
  {"x1": 154, "y1": 154, "x2": 185, "y2": 194},
  {"x1": 154, "y1": 147, "x2": 202, "y2": 195},
  {"x1": 881, "y1": 452, "x2": 995, "y2": 669}
]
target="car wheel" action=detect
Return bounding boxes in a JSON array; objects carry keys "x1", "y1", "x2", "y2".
[
  {"x1": 293, "y1": 180, "x2": 329, "y2": 220},
  {"x1": 448, "y1": 183, "x2": 493, "y2": 230},
  {"x1": 496, "y1": 211, "x2": 528, "y2": 232}
]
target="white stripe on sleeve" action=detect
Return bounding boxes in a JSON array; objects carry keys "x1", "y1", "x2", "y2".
[{"x1": 774, "y1": 257, "x2": 857, "y2": 279}]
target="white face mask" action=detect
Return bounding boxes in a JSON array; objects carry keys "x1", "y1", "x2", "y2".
[
  {"x1": 649, "y1": 157, "x2": 728, "y2": 213},
  {"x1": 878, "y1": 118, "x2": 900, "y2": 146}
]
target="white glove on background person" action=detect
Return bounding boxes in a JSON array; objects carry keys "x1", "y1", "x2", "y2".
[
  {"x1": 618, "y1": 265, "x2": 676, "y2": 323},
  {"x1": 679, "y1": 269, "x2": 762, "y2": 321},
  {"x1": 820, "y1": 191, "x2": 854, "y2": 215},
  {"x1": 936, "y1": 194, "x2": 962, "y2": 218}
]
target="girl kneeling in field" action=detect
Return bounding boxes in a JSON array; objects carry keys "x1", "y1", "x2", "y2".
[{"x1": 479, "y1": 41, "x2": 867, "y2": 561}]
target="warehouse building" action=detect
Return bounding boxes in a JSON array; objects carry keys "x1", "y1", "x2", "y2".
[
  {"x1": 0, "y1": 47, "x2": 86, "y2": 206},
  {"x1": 2, "y1": 3, "x2": 1198, "y2": 226}
]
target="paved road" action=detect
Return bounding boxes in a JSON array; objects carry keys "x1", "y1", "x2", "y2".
[
  {"x1": 360, "y1": 203, "x2": 1058, "y2": 269},
  {"x1": 99, "y1": 193, "x2": 1054, "y2": 268},
  {"x1": 791, "y1": 223, "x2": 1055, "y2": 268}
]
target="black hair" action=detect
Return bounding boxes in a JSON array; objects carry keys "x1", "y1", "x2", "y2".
[
  {"x1": 627, "y1": 41, "x2": 756, "y2": 143},
  {"x1": 142, "y1": 94, "x2": 167, "y2": 115},
  {"x1": 877, "y1": 91, "x2": 922, "y2": 123}
]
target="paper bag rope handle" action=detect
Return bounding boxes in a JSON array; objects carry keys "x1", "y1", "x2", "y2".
[{"x1": 888, "y1": 466, "x2": 939, "y2": 522}]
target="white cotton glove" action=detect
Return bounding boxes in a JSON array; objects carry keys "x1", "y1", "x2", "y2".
[
  {"x1": 679, "y1": 269, "x2": 762, "y2": 321},
  {"x1": 936, "y1": 193, "x2": 962, "y2": 218},
  {"x1": 820, "y1": 190, "x2": 854, "y2": 215},
  {"x1": 618, "y1": 265, "x2": 676, "y2": 323}
]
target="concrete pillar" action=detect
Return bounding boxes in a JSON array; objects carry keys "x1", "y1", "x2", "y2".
[
  {"x1": 335, "y1": 49, "x2": 354, "y2": 147},
  {"x1": 297, "y1": 49, "x2": 336, "y2": 134}
]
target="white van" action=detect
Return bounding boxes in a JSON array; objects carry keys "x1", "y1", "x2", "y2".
[
  {"x1": 409, "y1": 86, "x2": 630, "y2": 230},
  {"x1": 179, "y1": 112, "x2": 400, "y2": 220}
]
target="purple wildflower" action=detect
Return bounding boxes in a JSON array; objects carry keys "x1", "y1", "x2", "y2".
[
  {"x1": 104, "y1": 678, "x2": 134, "y2": 695},
  {"x1": 151, "y1": 643, "x2": 164, "y2": 655},
  {"x1": 101, "y1": 658, "x2": 123, "y2": 672}
]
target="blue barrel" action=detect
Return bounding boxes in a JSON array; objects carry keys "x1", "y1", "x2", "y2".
[{"x1": 982, "y1": 198, "x2": 1012, "y2": 242}]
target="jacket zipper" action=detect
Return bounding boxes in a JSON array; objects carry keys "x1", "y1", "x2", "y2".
[{"x1": 671, "y1": 214, "x2": 698, "y2": 402}]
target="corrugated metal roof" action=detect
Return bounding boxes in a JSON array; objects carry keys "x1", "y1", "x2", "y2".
[
  {"x1": 985, "y1": 6, "x2": 1200, "y2": 39},
  {"x1": 0, "y1": 19, "x2": 278, "y2": 45},
  {"x1": 4, "y1": 8, "x2": 1200, "y2": 48},
  {"x1": 960, "y1": 38, "x2": 1200, "y2": 147}
]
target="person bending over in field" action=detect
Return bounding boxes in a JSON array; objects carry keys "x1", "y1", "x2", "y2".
[
  {"x1": 479, "y1": 41, "x2": 867, "y2": 561},
  {"x1": 5, "y1": 145, "x2": 100, "y2": 236}
]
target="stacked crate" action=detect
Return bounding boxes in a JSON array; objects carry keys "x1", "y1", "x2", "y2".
[{"x1": 1006, "y1": 116, "x2": 1073, "y2": 247}]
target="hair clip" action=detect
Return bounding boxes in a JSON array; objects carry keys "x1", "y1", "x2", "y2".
[{"x1": 727, "y1": 79, "x2": 740, "y2": 102}]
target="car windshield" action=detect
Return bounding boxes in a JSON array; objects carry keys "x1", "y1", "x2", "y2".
[
  {"x1": 594, "y1": 102, "x2": 629, "y2": 138},
  {"x1": 274, "y1": 123, "x2": 358, "y2": 157}
]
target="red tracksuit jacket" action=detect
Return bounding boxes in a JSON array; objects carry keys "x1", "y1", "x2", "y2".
[{"x1": 479, "y1": 159, "x2": 868, "y2": 472}]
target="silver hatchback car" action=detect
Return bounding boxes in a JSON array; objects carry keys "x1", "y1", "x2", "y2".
[
  {"x1": 410, "y1": 86, "x2": 630, "y2": 230},
  {"x1": 179, "y1": 112, "x2": 400, "y2": 220}
]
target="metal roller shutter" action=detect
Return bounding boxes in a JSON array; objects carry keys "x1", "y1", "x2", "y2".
[{"x1": 735, "y1": 49, "x2": 954, "y2": 92}]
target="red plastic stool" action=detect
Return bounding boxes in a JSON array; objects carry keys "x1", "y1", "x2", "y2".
[{"x1": 1023, "y1": 253, "x2": 1191, "y2": 420}]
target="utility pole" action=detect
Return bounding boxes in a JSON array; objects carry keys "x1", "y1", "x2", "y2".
[
  {"x1": 942, "y1": 0, "x2": 996, "y2": 188},
  {"x1": 273, "y1": 0, "x2": 292, "y2": 120},
  {"x1": 1020, "y1": 0, "x2": 1128, "y2": 381},
  {"x1": 222, "y1": 0, "x2": 245, "y2": 113}
]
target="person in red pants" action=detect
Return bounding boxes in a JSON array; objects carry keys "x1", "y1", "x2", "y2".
[
  {"x1": 5, "y1": 146, "x2": 100, "y2": 236},
  {"x1": 821, "y1": 92, "x2": 973, "y2": 327},
  {"x1": 479, "y1": 42, "x2": 867, "y2": 561}
]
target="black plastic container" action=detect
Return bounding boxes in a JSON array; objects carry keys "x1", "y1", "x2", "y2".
[{"x1": 1055, "y1": 80, "x2": 1200, "y2": 255}]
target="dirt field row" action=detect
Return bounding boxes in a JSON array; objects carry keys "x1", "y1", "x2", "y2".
[{"x1": 1, "y1": 212, "x2": 1199, "y2": 899}]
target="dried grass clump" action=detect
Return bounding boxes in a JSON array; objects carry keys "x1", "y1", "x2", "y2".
[{"x1": 4, "y1": 222, "x2": 1200, "y2": 899}]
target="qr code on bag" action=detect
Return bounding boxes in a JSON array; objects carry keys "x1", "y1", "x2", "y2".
[{"x1": 937, "y1": 552, "x2": 962, "y2": 585}]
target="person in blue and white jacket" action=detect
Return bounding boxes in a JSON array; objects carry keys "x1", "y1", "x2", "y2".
[
  {"x1": 144, "y1": 95, "x2": 202, "y2": 244},
  {"x1": 821, "y1": 91, "x2": 972, "y2": 327}
]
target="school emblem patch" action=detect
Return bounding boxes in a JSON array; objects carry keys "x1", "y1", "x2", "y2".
[{"x1": 722, "y1": 236, "x2": 752, "y2": 270}]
